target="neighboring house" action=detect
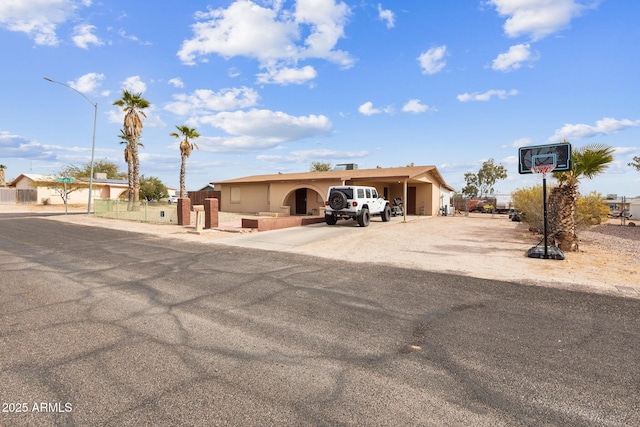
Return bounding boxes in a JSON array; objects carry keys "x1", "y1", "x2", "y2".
[
  {"x1": 6, "y1": 174, "x2": 128, "y2": 205},
  {"x1": 603, "y1": 195, "x2": 635, "y2": 216},
  {"x1": 630, "y1": 199, "x2": 640, "y2": 220},
  {"x1": 213, "y1": 165, "x2": 455, "y2": 216}
]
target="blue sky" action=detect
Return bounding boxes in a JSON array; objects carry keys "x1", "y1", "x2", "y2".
[{"x1": 1, "y1": 0, "x2": 639, "y2": 197}]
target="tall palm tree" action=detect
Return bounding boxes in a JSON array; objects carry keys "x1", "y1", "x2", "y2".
[
  {"x1": 112, "y1": 90, "x2": 150, "y2": 207},
  {"x1": 549, "y1": 142, "x2": 614, "y2": 251},
  {"x1": 0, "y1": 164, "x2": 6, "y2": 186},
  {"x1": 117, "y1": 129, "x2": 144, "y2": 203},
  {"x1": 170, "y1": 125, "x2": 200, "y2": 197}
]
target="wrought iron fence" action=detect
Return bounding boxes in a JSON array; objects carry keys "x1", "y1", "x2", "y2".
[{"x1": 94, "y1": 199, "x2": 179, "y2": 224}]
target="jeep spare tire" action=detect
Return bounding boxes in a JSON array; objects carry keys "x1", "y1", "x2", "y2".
[{"x1": 328, "y1": 191, "x2": 348, "y2": 210}]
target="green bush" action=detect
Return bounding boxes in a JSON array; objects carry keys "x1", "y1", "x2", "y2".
[
  {"x1": 512, "y1": 185, "x2": 545, "y2": 233},
  {"x1": 513, "y1": 186, "x2": 610, "y2": 234},
  {"x1": 576, "y1": 191, "x2": 610, "y2": 229}
]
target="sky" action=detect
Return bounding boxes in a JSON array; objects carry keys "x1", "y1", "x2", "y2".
[{"x1": 1, "y1": 0, "x2": 639, "y2": 198}]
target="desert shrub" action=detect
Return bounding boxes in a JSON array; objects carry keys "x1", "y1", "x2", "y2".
[
  {"x1": 512, "y1": 185, "x2": 545, "y2": 233},
  {"x1": 576, "y1": 191, "x2": 610, "y2": 229}
]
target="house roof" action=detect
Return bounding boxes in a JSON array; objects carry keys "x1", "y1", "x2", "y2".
[
  {"x1": 214, "y1": 165, "x2": 455, "y2": 192},
  {"x1": 8, "y1": 173, "x2": 56, "y2": 186},
  {"x1": 8, "y1": 173, "x2": 128, "y2": 188}
]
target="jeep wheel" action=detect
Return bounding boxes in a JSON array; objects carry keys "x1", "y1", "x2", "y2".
[
  {"x1": 357, "y1": 207, "x2": 370, "y2": 227},
  {"x1": 325, "y1": 214, "x2": 337, "y2": 225},
  {"x1": 328, "y1": 191, "x2": 348, "y2": 210},
  {"x1": 381, "y1": 205, "x2": 391, "y2": 222}
]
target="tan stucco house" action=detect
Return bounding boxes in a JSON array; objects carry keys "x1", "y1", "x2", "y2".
[
  {"x1": 7, "y1": 174, "x2": 129, "y2": 205},
  {"x1": 213, "y1": 165, "x2": 455, "y2": 217}
]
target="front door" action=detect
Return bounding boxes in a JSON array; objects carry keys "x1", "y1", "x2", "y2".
[
  {"x1": 295, "y1": 188, "x2": 307, "y2": 215},
  {"x1": 408, "y1": 187, "x2": 417, "y2": 215}
]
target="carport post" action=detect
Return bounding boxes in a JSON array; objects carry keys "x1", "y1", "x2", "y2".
[{"x1": 403, "y1": 179, "x2": 408, "y2": 222}]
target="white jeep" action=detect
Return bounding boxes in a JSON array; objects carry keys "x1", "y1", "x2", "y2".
[{"x1": 324, "y1": 185, "x2": 391, "y2": 227}]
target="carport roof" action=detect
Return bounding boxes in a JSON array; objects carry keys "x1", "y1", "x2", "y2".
[{"x1": 213, "y1": 165, "x2": 455, "y2": 192}]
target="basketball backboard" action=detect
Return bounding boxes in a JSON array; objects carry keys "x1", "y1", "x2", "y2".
[{"x1": 518, "y1": 142, "x2": 572, "y2": 174}]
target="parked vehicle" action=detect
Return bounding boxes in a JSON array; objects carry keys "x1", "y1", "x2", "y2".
[
  {"x1": 324, "y1": 185, "x2": 391, "y2": 227},
  {"x1": 391, "y1": 197, "x2": 404, "y2": 217}
]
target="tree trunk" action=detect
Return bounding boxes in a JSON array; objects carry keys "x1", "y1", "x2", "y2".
[
  {"x1": 549, "y1": 182, "x2": 579, "y2": 251},
  {"x1": 130, "y1": 140, "x2": 140, "y2": 211},
  {"x1": 179, "y1": 154, "x2": 186, "y2": 197}
]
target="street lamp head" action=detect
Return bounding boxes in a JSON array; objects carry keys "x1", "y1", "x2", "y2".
[{"x1": 43, "y1": 77, "x2": 54, "y2": 82}]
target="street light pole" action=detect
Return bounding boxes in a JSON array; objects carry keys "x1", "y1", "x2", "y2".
[{"x1": 44, "y1": 77, "x2": 98, "y2": 214}]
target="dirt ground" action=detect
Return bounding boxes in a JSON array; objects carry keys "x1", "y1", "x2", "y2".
[{"x1": 4, "y1": 204, "x2": 639, "y2": 299}]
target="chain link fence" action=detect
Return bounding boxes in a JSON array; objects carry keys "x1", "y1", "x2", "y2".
[{"x1": 94, "y1": 200, "x2": 179, "y2": 224}]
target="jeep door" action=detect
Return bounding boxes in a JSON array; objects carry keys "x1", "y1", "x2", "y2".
[{"x1": 370, "y1": 188, "x2": 384, "y2": 213}]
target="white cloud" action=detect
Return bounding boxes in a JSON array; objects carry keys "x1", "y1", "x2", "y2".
[
  {"x1": 457, "y1": 89, "x2": 518, "y2": 102},
  {"x1": 164, "y1": 87, "x2": 260, "y2": 116},
  {"x1": 199, "y1": 135, "x2": 285, "y2": 153},
  {"x1": 72, "y1": 24, "x2": 103, "y2": 49},
  {"x1": 68, "y1": 72, "x2": 104, "y2": 94},
  {"x1": 377, "y1": 4, "x2": 395, "y2": 29},
  {"x1": 121, "y1": 76, "x2": 147, "y2": 93},
  {"x1": 258, "y1": 148, "x2": 369, "y2": 163},
  {"x1": 549, "y1": 117, "x2": 640, "y2": 142},
  {"x1": 402, "y1": 99, "x2": 434, "y2": 114},
  {"x1": 359, "y1": 102, "x2": 379, "y2": 116},
  {"x1": 0, "y1": 131, "x2": 77, "y2": 161},
  {"x1": 0, "y1": 0, "x2": 91, "y2": 46},
  {"x1": 117, "y1": 29, "x2": 151, "y2": 45},
  {"x1": 168, "y1": 78, "x2": 184, "y2": 88},
  {"x1": 488, "y1": 0, "x2": 596, "y2": 41},
  {"x1": 418, "y1": 45, "x2": 447, "y2": 75},
  {"x1": 613, "y1": 146, "x2": 637, "y2": 155},
  {"x1": 506, "y1": 137, "x2": 533, "y2": 149},
  {"x1": 177, "y1": 0, "x2": 353, "y2": 83},
  {"x1": 492, "y1": 43, "x2": 538, "y2": 72},
  {"x1": 358, "y1": 101, "x2": 393, "y2": 116},
  {"x1": 198, "y1": 109, "x2": 332, "y2": 142},
  {"x1": 256, "y1": 65, "x2": 317, "y2": 85}
]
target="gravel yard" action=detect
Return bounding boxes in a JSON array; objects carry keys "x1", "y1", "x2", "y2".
[{"x1": 581, "y1": 221, "x2": 640, "y2": 258}]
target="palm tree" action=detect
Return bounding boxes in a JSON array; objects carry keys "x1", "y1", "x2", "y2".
[
  {"x1": 112, "y1": 90, "x2": 150, "y2": 207},
  {"x1": 0, "y1": 164, "x2": 6, "y2": 187},
  {"x1": 117, "y1": 130, "x2": 133, "y2": 202},
  {"x1": 549, "y1": 142, "x2": 614, "y2": 251},
  {"x1": 170, "y1": 125, "x2": 200, "y2": 197},
  {"x1": 117, "y1": 129, "x2": 144, "y2": 203}
]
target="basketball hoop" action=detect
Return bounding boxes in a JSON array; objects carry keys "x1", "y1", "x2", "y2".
[{"x1": 530, "y1": 164, "x2": 556, "y2": 175}]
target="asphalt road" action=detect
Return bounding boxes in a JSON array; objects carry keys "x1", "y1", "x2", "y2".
[{"x1": 1, "y1": 213, "x2": 639, "y2": 426}]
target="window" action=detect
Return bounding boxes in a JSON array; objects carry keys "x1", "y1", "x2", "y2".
[
  {"x1": 357, "y1": 188, "x2": 364, "y2": 198},
  {"x1": 365, "y1": 189, "x2": 371, "y2": 198},
  {"x1": 230, "y1": 186, "x2": 241, "y2": 203}
]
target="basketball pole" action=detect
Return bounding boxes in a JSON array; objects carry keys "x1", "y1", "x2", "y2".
[{"x1": 542, "y1": 172, "x2": 549, "y2": 259}]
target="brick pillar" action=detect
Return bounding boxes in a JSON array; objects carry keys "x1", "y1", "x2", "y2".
[
  {"x1": 177, "y1": 198, "x2": 191, "y2": 226},
  {"x1": 204, "y1": 198, "x2": 219, "y2": 229}
]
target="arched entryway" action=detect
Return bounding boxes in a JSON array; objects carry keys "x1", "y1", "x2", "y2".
[{"x1": 284, "y1": 187, "x2": 324, "y2": 216}]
